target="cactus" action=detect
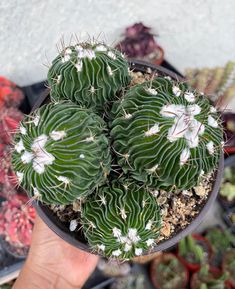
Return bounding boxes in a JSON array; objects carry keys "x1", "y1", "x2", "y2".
[
  {"x1": 111, "y1": 77, "x2": 223, "y2": 190},
  {"x1": 11, "y1": 102, "x2": 111, "y2": 204},
  {"x1": 192, "y1": 265, "x2": 228, "y2": 289},
  {"x1": 179, "y1": 235, "x2": 206, "y2": 264},
  {"x1": 0, "y1": 193, "x2": 36, "y2": 254},
  {"x1": 151, "y1": 254, "x2": 188, "y2": 289},
  {"x1": 47, "y1": 42, "x2": 130, "y2": 114},
  {"x1": 220, "y1": 167, "x2": 235, "y2": 202},
  {"x1": 223, "y1": 249, "x2": 235, "y2": 287},
  {"x1": 81, "y1": 179, "x2": 161, "y2": 260}
]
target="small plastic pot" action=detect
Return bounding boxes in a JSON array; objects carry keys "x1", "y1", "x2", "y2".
[
  {"x1": 190, "y1": 267, "x2": 231, "y2": 289},
  {"x1": 29, "y1": 60, "x2": 224, "y2": 257},
  {"x1": 177, "y1": 234, "x2": 213, "y2": 273},
  {"x1": 150, "y1": 253, "x2": 189, "y2": 289}
]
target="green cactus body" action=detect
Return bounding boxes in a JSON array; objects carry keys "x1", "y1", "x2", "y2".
[
  {"x1": 12, "y1": 102, "x2": 111, "y2": 204},
  {"x1": 111, "y1": 77, "x2": 223, "y2": 190},
  {"x1": 81, "y1": 179, "x2": 161, "y2": 260},
  {"x1": 47, "y1": 42, "x2": 130, "y2": 113}
]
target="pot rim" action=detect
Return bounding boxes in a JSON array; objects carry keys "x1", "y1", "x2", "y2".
[{"x1": 30, "y1": 59, "x2": 224, "y2": 256}]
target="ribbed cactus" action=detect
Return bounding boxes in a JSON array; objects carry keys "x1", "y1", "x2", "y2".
[
  {"x1": 81, "y1": 179, "x2": 161, "y2": 260},
  {"x1": 111, "y1": 77, "x2": 223, "y2": 190},
  {"x1": 11, "y1": 102, "x2": 111, "y2": 204},
  {"x1": 48, "y1": 42, "x2": 130, "y2": 113}
]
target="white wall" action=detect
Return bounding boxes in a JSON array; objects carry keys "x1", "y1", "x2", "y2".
[{"x1": 0, "y1": 0, "x2": 235, "y2": 86}]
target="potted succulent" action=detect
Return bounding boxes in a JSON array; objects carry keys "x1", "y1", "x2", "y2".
[
  {"x1": 10, "y1": 40, "x2": 224, "y2": 260},
  {"x1": 190, "y1": 265, "x2": 230, "y2": 289},
  {"x1": 178, "y1": 235, "x2": 212, "y2": 272},
  {"x1": 205, "y1": 227, "x2": 235, "y2": 267},
  {"x1": 222, "y1": 249, "x2": 235, "y2": 288},
  {"x1": 150, "y1": 253, "x2": 189, "y2": 289},
  {"x1": 223, "y1": 208, "x2": 235, "y2": 234},
  {"x1": 110, "y1": 273, "x2": 146, "y2": 289},
  {"x1": 222, "y1": 113, "x2": 235, "y2": 155},
  {"x1": 0, "y1": 193, "x2": 36, "y2": 258},
  {"x1": 115, "y1": 22, "x2": 164, "y2": 65},
  {"x1": 218, "y1": 156, "x2": 235, "y2": 209}
]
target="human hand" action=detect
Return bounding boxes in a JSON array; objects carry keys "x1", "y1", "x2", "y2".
[{"x1": 13, "y1": 215, "x2": 99, "y2": 289}]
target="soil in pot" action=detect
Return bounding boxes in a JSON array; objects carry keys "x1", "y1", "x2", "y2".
[
  {"x1": 222, "y1": 249, "x2": 235, "y2": 288},
  {"x1": 178, "y1": 234, "x2": 212, "y2": 272},
  {"x1": 150, "y1": 253, "x2": 188, "y2": 289},
  {"x1": 191, "y1": 265, "x2": 230, "y2": 289}
]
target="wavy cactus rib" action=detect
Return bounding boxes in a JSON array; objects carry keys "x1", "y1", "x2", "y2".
[
  {"x1": 81, "y1": 179, "x2": 161, "y2": 260},
  {"x1": 111, "y1": 77, "x2": 223, "y2": 190},
  {"x1": 11, "y1": 102, "x2": 111, "y2": 204},
  {"x1": 47, "y1": 42, "x2": 130, "y2": 113}
]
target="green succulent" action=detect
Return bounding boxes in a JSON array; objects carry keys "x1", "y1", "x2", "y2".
[
  {"x1": 220, "y1": 167, "x2": 235, "y2": 201},
  {"x1": 153, "y1": 255, "x2": 187, "y2": 289},
  {"x1": 111, "y1": 77, "x2": 223, "y2": 190},
  {"x1": 12, "y1": 102, "x2": 111, "y2": 204},
  {"x1": 48, "y1": 42, "x2": 130, "y2": 114},
  {"x1": 195, "y1": 265, "x2": 227, "y2": 289},
  {"x1": 81, "y1": 179, "x2": 161, "y2": 260},
  {"x1": 179, "y1": 235, "x2": 206, "y2": 264}
]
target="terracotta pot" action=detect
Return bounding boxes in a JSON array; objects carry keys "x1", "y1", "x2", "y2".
[
  {"x1": 150, "y1": 253, "x2": 189, "y2": 289},
  {"x1": 132, "y1": 251, "x2": 162, "y2": 264},
  {"x1": 29, "y1": 60, "x2": 224, "y2": 257},
  {"x1": 177, "y1": 234, "x2": 213, "y2": 272}
]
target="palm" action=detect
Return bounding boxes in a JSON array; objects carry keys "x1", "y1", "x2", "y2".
[{"x1": 28, "y1": 216, "x2": 99, "y2": 288}]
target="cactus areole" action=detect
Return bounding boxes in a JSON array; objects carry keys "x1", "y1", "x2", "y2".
[{"x1": 11, "y1": 41, "x2": 223, "y2": 260}]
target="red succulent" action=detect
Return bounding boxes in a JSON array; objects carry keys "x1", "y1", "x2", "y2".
[
  {"x1": 0, "y1": 76, "x2": 24, "y2": 109},
  {"x1": 116, "y1": 22, "x2": 164, "y2": 64},
  {"x1": 0, "y1": 193, "x2": 36, "y2": 253}
]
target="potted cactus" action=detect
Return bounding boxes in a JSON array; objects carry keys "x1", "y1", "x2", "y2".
[
  {"x1": 178, "y1": 235, "x2": 212, "y2": 272},
  {"x1": 10, "y1": 39, "x2": 224, "y2": 260},
  {"x1": 150, "y1": 253, "x2": 189, "y2": 289},
  {"x1": 222, "y1": 249, "x2": 235, "y2": 288},
  {"x1": 205, "y1": 227, "x2": 235, "y2": 267},
  {"x1": 219, "y1": 165, "x2": 235, "y2": 209},
  {"x1": 190, "y1": 265, "x2": 230, "y2": 289}
]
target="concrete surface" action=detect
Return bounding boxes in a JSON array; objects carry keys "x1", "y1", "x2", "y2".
[{"x1": 0, "y1": 0, "x2": 235, "y2": 86}]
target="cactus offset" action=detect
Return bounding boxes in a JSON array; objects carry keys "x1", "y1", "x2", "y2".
[
  {"x1": 81, "y1": 179, "x2": 161, "y2": 260},
  {"x1": 111, "y1": 77, "x2": 223, "y2": 190},
  {"x1": 11, "y1": 102, "x2": 111, "y2": 204},
  {"x1": 48, "y1": 42, "x2": 130, "y2": 114}
]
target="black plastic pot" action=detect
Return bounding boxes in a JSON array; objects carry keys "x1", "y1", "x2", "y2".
[{"x1": 30, "y1": 60, "x2": 224, "y2": 256}]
